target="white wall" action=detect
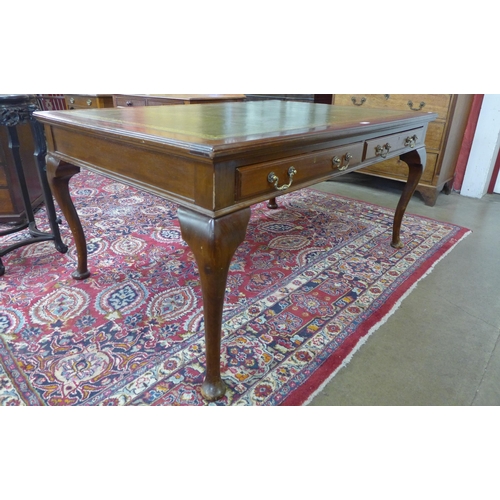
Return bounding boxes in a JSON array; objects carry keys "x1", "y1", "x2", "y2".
[{"x1": 461, "y1": 94, "x2": 500, "y2": 198}]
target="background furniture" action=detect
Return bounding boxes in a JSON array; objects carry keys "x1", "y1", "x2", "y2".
[
  {"x1": 1, "y1": 105, "x2": 45, "y2": 224},
  {"x1": 331, "y1": 94, "x2": 473, "y2": 206},
  {"x1": 112, "y1": 94, "x2": 246, "y2": 108},
  {"x1": 0, "y1": 94, "x2": 67, "y2": 276},
  {"x1": 37, "y1": 94, "x2": 67, "y2": 111},
  {"x1": 246, "y1": 94, "x2": 333, "y2": 103},
  {"x1": 64, "y1": 94, "x2": 114, "y2": 110}
]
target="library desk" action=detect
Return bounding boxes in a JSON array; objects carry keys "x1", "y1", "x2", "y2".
[{"x1": 34, "y1": 101, "x2": 437, "y2": 401}]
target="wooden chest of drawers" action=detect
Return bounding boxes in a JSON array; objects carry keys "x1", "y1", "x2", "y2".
[
  {"x1": 64, "y1": 94, "x2": 114, "y2": 110},
  {"x1": 332, "y1": 94, "x2": 473, "y2": 205},
  {"x1": 113, "y1": 94, "x2": 247, "y2": 108},
  {"x1": 0, "y1": 123, "x2": 44, "y2": 224}
]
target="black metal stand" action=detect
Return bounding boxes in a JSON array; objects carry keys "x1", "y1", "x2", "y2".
[{"x1": 0, "y1": 94, "x2": 68, "y2": 276}]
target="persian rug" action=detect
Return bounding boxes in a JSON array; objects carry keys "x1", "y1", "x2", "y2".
[{"x1": 0, "y1": 170, "x2": 470, "y2": 406}]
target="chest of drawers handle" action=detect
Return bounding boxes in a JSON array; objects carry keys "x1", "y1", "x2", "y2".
[
  {"x1": 86, "y1": 99, "x2": 93, "y2": 106},
  {"x1": 407, "y1": 100, "x2": 426, "y2": 111},
  {"x1": 351, "y1": 97, "x2": 366, "y2": 106},
  {"x1": 268, "y1": 166, "x2": 297, "y2": 191}
]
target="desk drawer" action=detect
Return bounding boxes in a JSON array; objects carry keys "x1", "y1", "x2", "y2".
[
  {"x1": 236, "y1": 142, "x2": 364, "y2": 200},
  {"x1": 114, "y1": 97, "x2": 147, "y2": 108},
  {"x1": 361, "y1": 152, "x2": 438, "y2": 184},
  {"x1": 364, "y1": 127, "x2": 425, "y2": 162}
]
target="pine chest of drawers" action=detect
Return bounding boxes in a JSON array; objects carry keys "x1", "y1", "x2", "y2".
[
  {"x1": 64, "y1": 94, "x2": 114, "y2": 110},
  {"x1": 332, "y1": 94, "x2": 473, "y2": 205}
]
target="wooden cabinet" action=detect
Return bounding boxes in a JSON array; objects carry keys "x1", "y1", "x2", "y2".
[
  {"x1": 246, "y1": 94, "x2": 315, "y2": 102},
  {"x1": 332, "y1": 94, "x2": 473, "y2": 206},
  {"x1": 0, "y1": 123, "x2": 44, "y2": 224},
  {"x1": 245, "y1": 95, "x2": 333, "y2": 103},
  {"x1": 112, "y1": 94, "x2": 247, "y2": 108},
  {"x1": 64, "y1": 94, "x2": 114, "y2": 110}
]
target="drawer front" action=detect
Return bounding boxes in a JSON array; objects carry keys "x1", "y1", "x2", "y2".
[
  {"x1": 426, "y1": 121, "x2": 445, "y2": 151},
  {"x1": 236, "y1": 142, "x2": 364, "y2": 200},
  {"x1": 360, "y1": 152, "x2": 438, "y2": 184},
  {"x1": 146, "y1": 98, "x2": 184, "y2": 106},
  {"x1": 0, "y1": 164, "x2": 7, "y2": 186},
  {"x1": 0, "y1": 188, "x2": 14, "y2": 214},
  {"x1": 334, "y1": 94, "x2": 452, "y2": 120},
  {"x1": 364, "y1": 127, "x2": 425, "y2": 162},
  {"x1": 114, "y1": 97, "x2": 147, "y2": 108},
  {"x1": 65, "y1": 95, "x2": 100, "y2": 109}
]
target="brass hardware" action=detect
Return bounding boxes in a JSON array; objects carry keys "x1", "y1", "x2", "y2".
[
  {"x1": 351, "y1": 97, "x2": 366, "y2": 107},
  {"x1": 332, "y1": 152, "x2": 353, "y2": 171},
  {"x1": 86, "y1": 99, "x2": 93, "y2": 106},
  {"x1": 407, "y1": 100, "x2": 426, "y2": 111},
  {"x1": 375, "y1": 143, "x2": 392, "y2": 159},
  {"x1": 268, "y1": 166, "x2": 297, "y2": 191},
  {"x1": 384, "y1": 94, "x2": 390, "y2": 100},
  {"x1": 69, "y1": 97, "x2": 75, "y2": 104},
  {"x1": 404, "y1": 135, "x2": 418, "y2": 148},
  {"x1": 126, "y1": 101, "x2": 134, "y2": 106}
]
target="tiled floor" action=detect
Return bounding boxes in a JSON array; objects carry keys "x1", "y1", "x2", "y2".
[{"x1": 308, "y1": 173, "x2": 500, "y2": 406}]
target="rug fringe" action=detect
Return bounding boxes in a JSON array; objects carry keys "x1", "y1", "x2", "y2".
[{"x1": 302, "y1": 229, "x2": 472, "y2": 406}]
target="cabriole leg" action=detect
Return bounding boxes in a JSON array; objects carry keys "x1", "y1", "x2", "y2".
[
  {"x1": 178, "y1": 207, "x2": 251, "y2": 402},
  {"x1": 46, "y1": 155, "x2": 90, "y2": 280},
  {"x1": 392, "y1": 147, "x2": 426, "y2": 249}
]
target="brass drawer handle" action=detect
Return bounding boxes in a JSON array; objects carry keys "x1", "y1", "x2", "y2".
[
  {"x1": 408, "y1": 100, "x2": 426, "y2": 111},
  {"x1": 375, "y1": 143, "x2": 392, "y2": 159},
  {"x1": 126, "y1": 101, "x2": 134, "y2": 106},
  {"x1": 404, "y1": 135, "x2": 418, "y2": 148},
  {"x1": 268, "y1": 166, "x2": 297, "y2": 191},
  {"x1": 69, "y1": 97, "x2": 75, "y2": 104},
  {"x1": 87, "y1": 99, "x2": 93, "y2": 106},
  {"x1": 332, "y1": 152, "x2": 353, "y2": 171},
  {"x1": 351, "y1": 97, "x2": 366, "y2": 107}
]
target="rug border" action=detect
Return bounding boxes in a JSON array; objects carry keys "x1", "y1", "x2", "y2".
[
  {"x1": 279, "y1": 222, "x2": 471, "y2": 406},
  {"x1": 276, "y1": 187, "x2": 472, "y2": 405}
]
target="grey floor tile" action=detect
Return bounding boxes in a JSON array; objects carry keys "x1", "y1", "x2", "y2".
[{"x1": 307, "y1": 174, "x2": 500, "y2": 406}]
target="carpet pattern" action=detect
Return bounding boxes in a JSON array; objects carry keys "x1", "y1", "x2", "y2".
[{"x1": 0, "y1": 171, "x2": 470, "y2": 405}]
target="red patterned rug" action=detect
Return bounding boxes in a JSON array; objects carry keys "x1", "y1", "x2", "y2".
[{"x1": 0, "y1": 170, "x2": 470, "y2": 405}]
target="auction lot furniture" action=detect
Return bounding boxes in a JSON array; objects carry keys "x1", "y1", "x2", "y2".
[
  {"x1": 0, "y1": 95, "x2": 67, "y2": 276},
  {"x1": 112, "y1": 94, "x2": 246, "y2": 107},
  {"x1": 35, "y1": 101, "x2": 436, "y2": 401},
  {"x1": 64, "y1": 94, "x2": 114, "y2": 110},
  {"x1": 332, "y1": 94, "x2": 473, "y2": 206},
  {"x1": 1, "y1": 102, "x2": 45, "y2": 225}
]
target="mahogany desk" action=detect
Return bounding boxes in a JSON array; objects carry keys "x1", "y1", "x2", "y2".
[{"x1": 34, "y1": 102, "x2": 437, "y2": 402}]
